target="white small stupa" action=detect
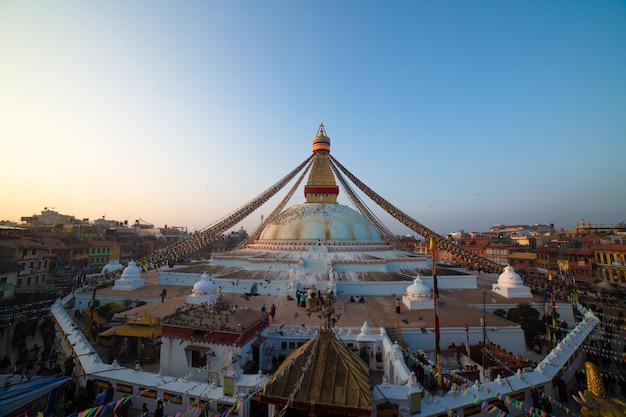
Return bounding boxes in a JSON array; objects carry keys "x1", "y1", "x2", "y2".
[
  {"x1": 186, "y1": 272, "x2": 217, "y2": 304},
  {"x1": 403, "y1": 275, "x2": 433, "y2": 310},
  {"x1": 492, "y1": 265, "x2": 532, "y2": 298},
  {"x1": 101, "y1": 245, "x2": 124, "y2": 275},
  {"x1": 356, "y1": 321, "x2": 377, "y2": 342},
  {"x1": 113, "y1": 260, "x2": 146, "y2": 291},
  {"x1": 356, "y1": 321, "x2": 377, "y2": 364}
]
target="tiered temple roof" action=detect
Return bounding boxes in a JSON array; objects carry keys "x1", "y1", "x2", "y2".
[{"x1": 258, "y1": 328, "x2": 372, "y2": 416}]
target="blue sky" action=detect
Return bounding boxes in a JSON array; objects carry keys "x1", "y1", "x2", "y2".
[{"x1": 1, "y1": 1, "x2": 625, "y2": 236}]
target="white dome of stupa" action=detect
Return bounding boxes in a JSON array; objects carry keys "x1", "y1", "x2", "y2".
[
  {"x1": 259, "y1": 203, "x2": 383, "y2": 242},
  {"x1": 402, "y1": 275, "x2": 434, "y2": 310},
  {"x1": 113, "y1": 260, "x2": 146, "y2": 291},
  {"x1": 187, "y1": 272, "x2": 217, "y2": 304},
  {"x1": 405, "y1": 276, "x2": 431, "y2": 300},
  {"x1": 120, "y1": 261, "x2": 142, "y2": 280},
  {"x1": 102, "y1": 245, "x2": 124, "y2": 274},
  {"x1": 102, "y1": 260, "x2": 123, "y2": 274},
  {"x1": 193, "y1": 273, "x2": 216, "y2": 295},
  {"x1": 497, "y1": 265, "x2": 524, "y2": 288},
  {"x1": 492, "y1": 265, "x2": 531, "y2": 298},
  {"x1": 357, "y1": 321, "x2": 376, "y2": 342}
]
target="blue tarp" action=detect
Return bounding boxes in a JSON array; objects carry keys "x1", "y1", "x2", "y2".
[{"x1": 0, "y1": 375, "x2": 70, "y2": 417}]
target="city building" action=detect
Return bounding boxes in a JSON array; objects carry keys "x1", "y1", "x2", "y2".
[
  {"x1": 87, "y1": 240, "x2": 117, "y2": 270},
  {"x1": 19, "y1": 208, "x2": 78, "y2": 227},
  {"x1": 0, "y1": 236, "x2": 52, "y2": 292},
  {"x1": 0, "y1": 258, "x2": 19, "y2": 299},
  {"x1": 505, "y1": 252, "x2": 537, "y2": 277},
  {"x1": 594, "y1": 243, "x2": 626, "y2": 282}
]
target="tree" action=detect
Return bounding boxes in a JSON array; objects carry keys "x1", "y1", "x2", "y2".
[
  {"x1": 507, "y1": 302, "x2": 544, "y2": 343},
  {"x1": 507, "y1": 302, "x2": 539, "y2": 324}
]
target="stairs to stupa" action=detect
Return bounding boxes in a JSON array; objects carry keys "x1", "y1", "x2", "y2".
[
  {"x1": 385, "y1": 326, "x2": 401, "y2": 345},
  {"x1": 302, "y1": 257, "x2": 330, "y2": 274}
]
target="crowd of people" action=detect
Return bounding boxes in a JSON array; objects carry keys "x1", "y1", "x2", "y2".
[
  {"x1": 0, "y1": 308, "x2": 171, "y2": 417},
  {"x1": 350, "y1": 295, "x2": 365, "y2": 303},
  {"x1": 0, "y1": 315, "x2": 75, "y2": 379}
]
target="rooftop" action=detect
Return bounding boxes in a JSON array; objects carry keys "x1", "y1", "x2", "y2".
[{"x1": 96, "y1": 269, "x2": 540, "y2": 332}]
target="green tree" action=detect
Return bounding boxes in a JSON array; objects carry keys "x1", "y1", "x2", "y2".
[
  {"x1": 507, "y1": 302, "x2": 539, "y2": 323},
  {"x1": 507, "y1": 302, "x2": 544, "y2": 343}
]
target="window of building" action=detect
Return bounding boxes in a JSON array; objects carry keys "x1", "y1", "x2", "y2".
[
  {"x1": 0, "y1": 278, "x2": 6, "y2": 284},
  {"x1": 22, "y1": 249, "x2": 27, "y2": 259},
  {"x1": 35, "y1": 276, "x2": 39, "y2": 284},
  {"x1": 44, "y1": 260, "x2": 48, "y2": 268},
  {"x1": 189, "y1": 349, "x2": 205, "y2": 368},
  {"x1": 610, "y1": 254, "x2": 615, "y2": 264},
  {"x1": 29, "y1": 261, "x2": 34, "y2": 270},
  {"x1": 17, "y1": 279, "x2": 22, "y2": 288},
  {"x1": 31, "y1": 250, "x2": 36, "y2": 256},
  {"x1": 603, "y1": 254, "x2": 608, "y2": 265},
  {"x1": 27, "y1": 277, "x2": 32, "y2": 285}
]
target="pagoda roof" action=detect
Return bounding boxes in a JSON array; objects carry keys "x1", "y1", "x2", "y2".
[{"x1": 257, "y1": 329, "x2": 372, "y2": 416}]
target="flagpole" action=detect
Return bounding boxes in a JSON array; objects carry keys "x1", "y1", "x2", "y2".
[
  {"x1": 88, "y1": 285, "x2": 97, "y2": 341},
  {"x1": 549, "y1": 274, "x2": 558, "y2": 349},
  {"x1": 544, "y1": 282, "x2": 551, "y2": 346},
  {"x1": 482, "y1": 289, "x2": 487, "y2": 382},
  {"x1": 430, "y1": 238, "x2": 441, "y2": 389}
]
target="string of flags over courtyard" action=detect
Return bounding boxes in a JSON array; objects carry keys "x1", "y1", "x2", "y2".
[{"x1": 127, "y1": 137, "x2": 504, "y2": 276}]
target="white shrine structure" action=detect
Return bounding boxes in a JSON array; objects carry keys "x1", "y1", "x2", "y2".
[
  {"x1": 491, "y1": 265, "x2": 532, "y2": 298},
  {"x1": 402, "y1": 275, "x2": 434, "y2": 310},
  {"x1": 101, "y1": 245, "x2": 124, "y2": 275},
  {"x1": 112, "y1": 260, "x2": 146, "y2": 291},
  {"x1": 185, "y1": 272, "x2": 218, "y2": 304}
]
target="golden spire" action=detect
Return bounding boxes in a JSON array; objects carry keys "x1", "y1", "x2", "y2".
[{"x1": 305, "y1": 124, "x2": 339, "y2": 203}]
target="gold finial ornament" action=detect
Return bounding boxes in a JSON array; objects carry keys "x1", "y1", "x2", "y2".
[
  {"x1": 311, "y1": 123, "x2": 330, "y2": 152},
  {"x1": 585, "y1": 362, "x2": 606, "y2": 399},
  {"x1": 573, "y1": 361, "x2": 626, "y2": 417}
]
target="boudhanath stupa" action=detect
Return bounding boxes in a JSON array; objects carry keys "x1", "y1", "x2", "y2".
[
  {"x1": 156, "y1": 124, "x2": 478, "y2": 297},
  {"x1": 56, "y1": 125, "x2": 594, "y2": 417}
]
